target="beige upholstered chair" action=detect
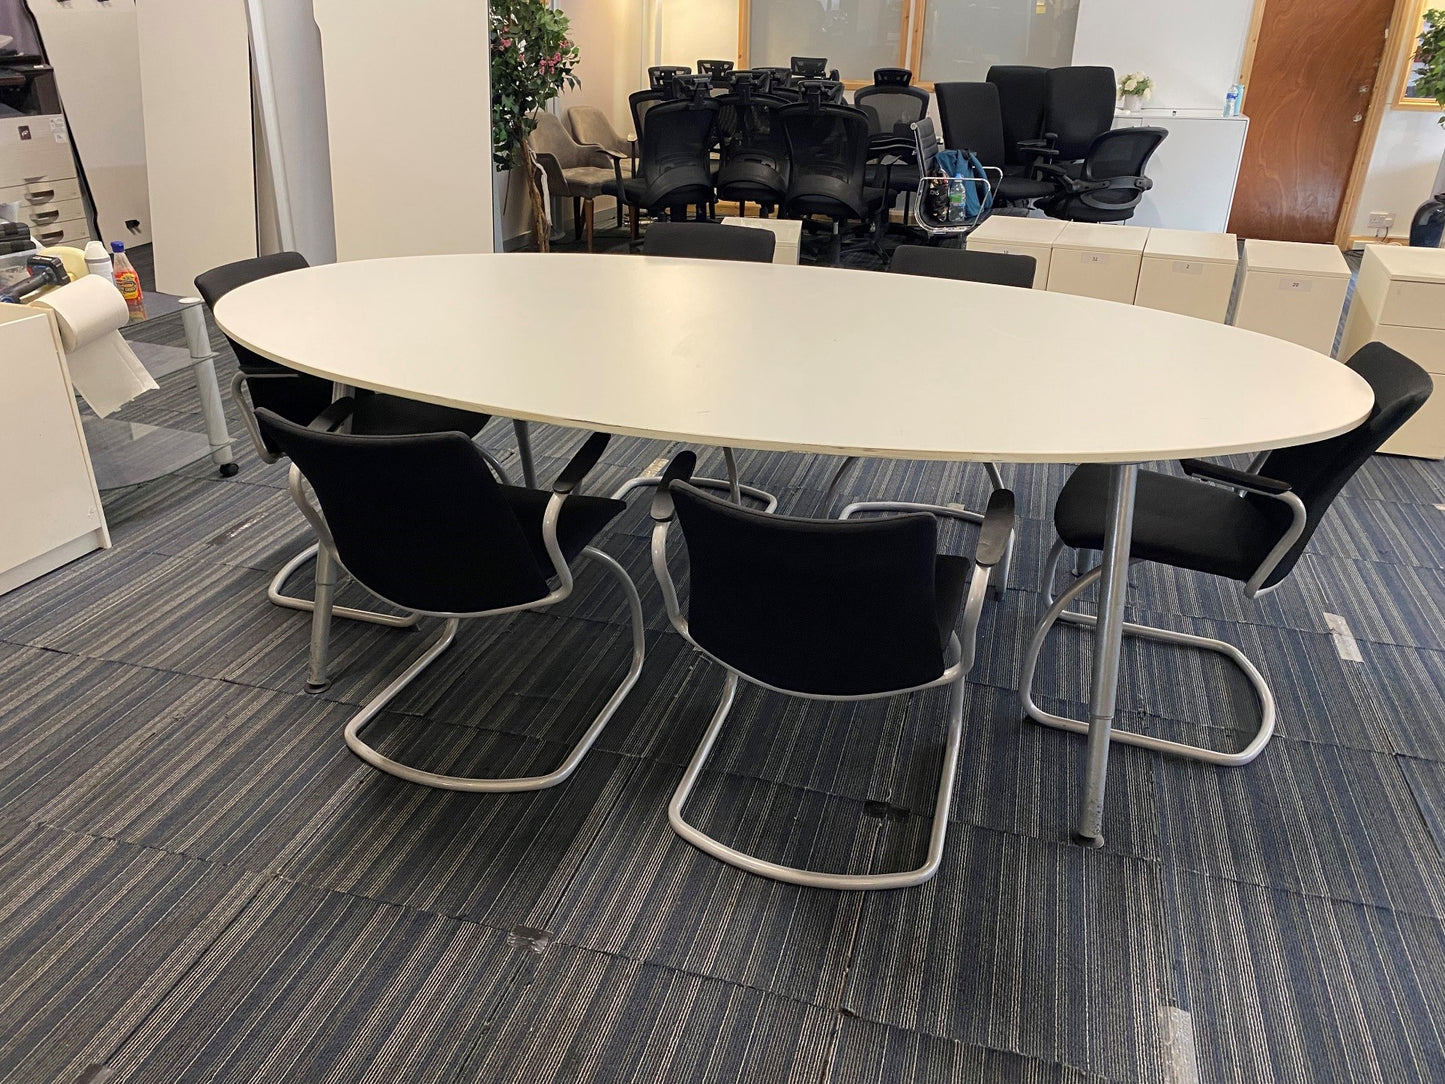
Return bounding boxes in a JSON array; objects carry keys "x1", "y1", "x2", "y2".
[{"x1": 528, "y1": 110, "x2": 624, "y2": 251}]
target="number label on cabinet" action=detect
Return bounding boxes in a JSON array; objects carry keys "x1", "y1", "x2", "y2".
[
  {"x1": 1080, "y1": 252, "x2": 1110, "y2": 265},
  {"x1": 1172, "y1": 261, "x2": 1204, "y2": 275},
  {"x1": 1278, "y1": 278, "x2": 1313, "y2": 292}
]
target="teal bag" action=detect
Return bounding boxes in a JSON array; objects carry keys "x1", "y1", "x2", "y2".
[{"x1": 935, "y1": 149, "x2": 993, "y2": 217}]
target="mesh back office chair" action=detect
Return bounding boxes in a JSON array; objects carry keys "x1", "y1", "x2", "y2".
[
  {"x1": 985, "y1": 65, "x2": 1051, "y2": 172},
  {"x1": 621, "y1": 93, "x2": 720, "y2": 237},
  {"x1": 790, "y1": 56, "x2": 836, "y2": 82},
  {"x1": 855, "y1": 72, "x2": 930, "y2": 135},
  {"x1": 642, "y1": 221, "x2": 775, "y2": 262},
  {"x1": 823, "y1": 244, "x2": 1034, "y2": 597},
  {"x1": 857, "y1": 71, "x2": 931, "y2": 219},
  {"x1": 1037, "y1": 127, "x2": 1167, "y2": 222},
  {"x1": 651, "y1": 451, "x2": 1016, "y2": 889},
  {"x1": 715, "y1": 72, "x2": 790, "y2": 216},
  {"x1": 1023, "y1": 343, "x2": 1433, "y2": 766},
  {"x1": 1042, "y1": 65, "x2": 1118, "y2": 167},
  {"x1": 648, "y1": 64, "x2": 691, "y2": 88},
  {"x1": 934, "y1": 82, "x2": 1057, "y2": 206},
  {"x1": 256, "y1": 405, "x2": 645, "y2": 792},
  {"x1": 872, "y1": 67, "x2": 914, "y2": 86},
  {"x1": 779, "y1": 85, "x2": 885, "y2": 264},
  {"x1": 696, "y1": 59, "x2": 734, "y2": 79},
  {"x1": 528, "y1": 111, "x2": 625, "y2": 251},
  {"x1": 754, "y1": 67, "x2": 793, "y2": 94},
  {"x1": 195, "y1": 253, "x2": 498, "y2": 635}
]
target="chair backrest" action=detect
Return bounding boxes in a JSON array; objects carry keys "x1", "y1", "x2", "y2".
[
  {"x1": 1084, "y1": 126, "x2": 1165, "y2": 181},
  {"x1": 642, "y1": 221, "x2": 775, "y2": 262},
  {"x1": 529, "y1": 109, "x2": 597, "y2": 172},
  {"x1": 911, "y1": 117, "x2": 940, "y2": 175},
  {"x1": 778, "y1": 97, "x2": 872, "y2": 219},
  {"x1": 566, "y1": 106, "x2": 631, "y2": 158},
  {"x1": 195, "y1": 251, "x2": 331, "y2": 454},
  {"x1": 670, "y1": 483, "x2": 951, "y2": 695},
  {"x1": 872, "y1": 67, "x2": 913, "y2": 86},
  {"x1": 1043, "y1": 65, "x2": 1117, "y2": 161},
  {"x1": 791, "y1": 56, "x2": 829, "y2": 79},
  {"x1": 635, "y1": 97, "x2": 719, "y2": 212},
  {"x1": 890, "y1": 245, "x2": 1036, "y2": 288},
  {"x1": 629, "y1": 88, "x2": 668, "y2": 142},
  {"x1": 755, "y1": 66, "x2": 793, "y2": 93},
  {"x1": 716, "y1": 80, "x2": 790, "y2": 202},
  {"x1": 853, "y1": 82, "x2": 930, "y2": 136},
  {"x1": 649, "y1": 64, "x2": 691, "y2": 89},
  {"x1": 254, "y1": 408, "x2": 554, "y2": 613},
  {"x1": 934, "y1": 82, "x2": 1007, "y2": 167},
  {"x1": 985, "y1": 65, "x2": 1049, "y2": 167},
  {"x1": 1251, "y1": 343, "x2": 1433, "y2": 589},
  {"x1": 697, "y1": 59, "x2": 734, "y2": 78}
]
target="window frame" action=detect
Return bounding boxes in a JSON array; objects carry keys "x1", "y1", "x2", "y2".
[
  {"x1": 735, "y1": 0, "x2": 920, "y2": 89},
  {"x1": 1395, "y1": 0, "x2": 1443, "y2": 109}
]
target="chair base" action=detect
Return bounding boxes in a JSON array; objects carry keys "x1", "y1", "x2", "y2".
[
  {"x1": 668, "y1": 669, "x2": 967, "y2": 890},
  {"x1": 1020, "y1": 542, "x2": 1276, "y2": 766},
  {"x1": 343, "y1": 546, "x2": 646, "y2": 792},
  {"x1": 611, "y1": 448, "x2": 778, "y2": 511},
  {"x1": 270, "y1": 542, "x2": 422, "y2": 629}
]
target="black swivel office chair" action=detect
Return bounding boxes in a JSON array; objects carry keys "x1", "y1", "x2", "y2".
[
  {"x1": 621, "y1": 91, "x2": 720, "y2": 237},
  {"x1": 1023, "y1": 343, "x2": 1433, "y2": 767},
  {"x1": 651, "y1": 451, "x2": 1016, "y2": 889},
  {"x1": 696, "y1": 59, "x2": 734, "y2": 79},
  {"x1": 256, "y1": 405, "x2": 645, "y2": 792},
  {"x1": 715, "y1": 72, "x2": 790, "y2": 216},
  {"x1": 1041, "y1": 65, "x2": 1118, "y2": 171},
  {"x1": 195, "y1": 253, "x2": 499, "y2": 632},
  {"x1": 856, "y1": 71, "x2": 931, "y2": 220},
  {"x1": 649, "y1": 64, "x2": 691, "y2": 88},
  {"x1": 790, "y1": 56, "x2": 836, "y2": 83},
  {"x1": 642, "y1": 221, "x2": 774, "y2": 262},
  {"x1": 934, "y1": 82, "x2": 1057, "y2": 206},
  {"x1": 1037, "y1": 126, "x2": 1166, "y2": 223},
  {"x1": 985, "y1": 65, "x2": 1051, "y2": 173},
  {"x1": 779, "y1": 84, "x2": 885, "y2": 265}
]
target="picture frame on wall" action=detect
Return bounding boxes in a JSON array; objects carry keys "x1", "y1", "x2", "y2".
[{"x1": 1397, "y1": 0, "x2": 1441, "y2": 108}]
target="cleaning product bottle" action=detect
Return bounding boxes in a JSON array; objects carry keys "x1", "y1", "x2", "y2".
[
  {"x1": 110, "y1": 240, "x2": 146, "y2": 321},
  {"x1": 84, "y1": 239, "x2": 113, "y2": 281}
]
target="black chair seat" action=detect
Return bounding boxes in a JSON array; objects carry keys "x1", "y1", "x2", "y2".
[
  {"x1": 996, "y1": 175, "x2": 1057, "y2": 202},
  {"x1": 501, "y1": 486, "x2": 627, "y2": 573},
  {"x1": 1054, "y1": 465, "x2": 1284, "y2": 583},
  {"x1": 351, "y1": 394, "x2": 489, "y2": 440}
]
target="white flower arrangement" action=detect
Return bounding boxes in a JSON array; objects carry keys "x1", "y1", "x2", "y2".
[{"x1": 1118, "y1": 72, "x2": 1154, "y2": 100}]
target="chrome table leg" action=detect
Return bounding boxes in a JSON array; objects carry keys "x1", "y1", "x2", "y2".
[
  {"x1": 306, "y1": 543, "x2": 338, "y2": 692},
  {"x1": 513, "y1": 419, "x2": 537, "y2": 489}
]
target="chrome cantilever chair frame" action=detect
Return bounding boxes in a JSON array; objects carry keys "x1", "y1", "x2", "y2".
[
  {"x1": 1020, "y1": 467, "x2": 1309, "y2": 766},
  {"x1": 284, "y1": 457, "x2": 646, "y2": 793},
  {"x1": 651, "y1": 478, "x2": 1011, "y2": 890},
  {"x1": 230, "y1": 369, "x2": 512, "y2": 630}
]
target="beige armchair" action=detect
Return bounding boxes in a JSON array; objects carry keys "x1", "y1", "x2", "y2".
[{"x1": 528, "y1": 110, "x2": 625, "y2": 251}]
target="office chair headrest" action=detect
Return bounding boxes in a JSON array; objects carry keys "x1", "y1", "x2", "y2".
[
  {"x1": 674, "y1": 73, "x2": 713, "y2": 104},
  {"x1": 873, "y1": 67, "x2": 913, "y2": 86}
]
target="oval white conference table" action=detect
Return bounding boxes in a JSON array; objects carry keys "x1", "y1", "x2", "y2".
[{"x1": 216, "y1": 252, "x2": 1374, "y2": 843}]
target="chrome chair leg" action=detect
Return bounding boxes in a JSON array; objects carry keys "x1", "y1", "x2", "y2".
[
  {"x1": 342, "y1": 546, "x2": 647, "y2": 791},
  {"x1": 612, "y1": 449, "x2": 778, "y2": 511},
  {"x1": 270, "y1": 542, "x2": 422, "y2": 628},
  {"x1": 1020, "y1": 551, "x2": 1277, "y2": 766},
  {"x1": 667, "y1": 667, "x2": 967, "y2": 890}
]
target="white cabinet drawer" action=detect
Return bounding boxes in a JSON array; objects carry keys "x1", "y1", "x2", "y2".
[
  {"x1": 0, "y1": 116, "x2": 77, "y2": 188},
  {"x1": 29, "y1": 218, "x2": 93, "y2": 248},
  {"x1": 1376, "y1": 278, "x2": 1445, "y2": 331},
  {"x1": 0, "y1": 178, "x2": 82, "y2": 208},
  {"x1": 16, "y1": 198, "x2": 85, "y2": 230},
  {"x1": 1354, "y1": 245, "x2": 1445, "y2": 331}
]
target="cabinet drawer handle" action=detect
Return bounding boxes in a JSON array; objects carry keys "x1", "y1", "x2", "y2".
[
  {"x1": 30, "y1": 209, "x2": 59, "y2": 223},
  {"x1": 38, "y1": 230, "x2": 64, "y2": 242},
  {"x1": 25, "y1": 189, "x2": 55, "y2": 202}
]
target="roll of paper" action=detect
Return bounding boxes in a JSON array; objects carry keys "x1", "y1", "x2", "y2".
[{"x1": 31, "y1": 275, "x2": 157, "y2": 416}]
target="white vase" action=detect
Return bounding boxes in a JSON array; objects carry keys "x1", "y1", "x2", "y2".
[{"x1": 1121, "y1": 94, "x2": 1142, "y2": 112}]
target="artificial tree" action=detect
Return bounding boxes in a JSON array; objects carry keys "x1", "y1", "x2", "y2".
[{"x1": 490, "y1": 0, "x2": 580, "y2": 251}]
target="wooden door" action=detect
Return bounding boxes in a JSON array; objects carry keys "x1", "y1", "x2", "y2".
[{"x1": 1228, "y1": 0, "x2": 1395, "y2": 242}]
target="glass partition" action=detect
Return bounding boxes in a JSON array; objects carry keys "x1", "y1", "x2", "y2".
[
  {"x1": 916, "y1": 0, "x2": 1080, "y2": 84},
  {"x1": 747, "y1": 0, "x2": 908, "y2": 80}
]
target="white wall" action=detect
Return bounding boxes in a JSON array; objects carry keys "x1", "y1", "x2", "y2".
[
  {"x1": 662, "y1": 0, "x2": 738, "y2": 70},
  {"x1": 1072, "y1": 0, "x2": 1254, "y2": 112},
  {"x1": 1351, "y1": 110, "x2": 1445, "y2": 242}
]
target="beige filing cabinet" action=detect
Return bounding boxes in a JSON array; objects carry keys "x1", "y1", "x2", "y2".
[
  {"x1": 721, "y1": 216, "x2": 802, "y2": 265},
  {"x1": 1338, "y1": 244, "x2": 1445, "y2": 458},
  {"x1": 1232, "y1": 239, "x2": 1350, "y2": 355},
  {"x1": 965, "y1": 216, "x2": 1066, "y2": 289},
  {"x1": 0, "y1": 114, "x2": 92, "y2": 248},
  {"x1": 0, "y1": 305, "x2": 109, "y2": 594},
  {"x1": 1046, "y1": 222, "x2": 1150, "y2": 304},
  {"x1": 1134, "y1": 229, "x2": 1238, "y2": 322}
]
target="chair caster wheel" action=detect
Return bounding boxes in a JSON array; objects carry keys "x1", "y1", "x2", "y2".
[{"x1": 219, "y1": 462, "x2": 240, "y2": 477}]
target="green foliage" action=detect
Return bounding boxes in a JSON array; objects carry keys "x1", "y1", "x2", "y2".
[
  {"x1": 491, "y1": 0, "x2": 581, "y2": 169},
  {"x1": 1416, "y1": 8, "x2": 1445, "y2": 125}
]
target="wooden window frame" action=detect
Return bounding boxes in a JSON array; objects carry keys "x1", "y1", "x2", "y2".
[{"x1": 1395, "y1": 0, "x2": 1444, "y2": 108}]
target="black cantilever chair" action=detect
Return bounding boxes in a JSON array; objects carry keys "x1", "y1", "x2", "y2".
[
  {"x1": 651, "y1": 451, "x2": 1016, "y2": 889},
  {"x1": 642, "y1": 221, "x2": 774, "y2": 262},
  {"x1": 255, "y1": 402, "x2": 645, "y2": 792},
  {"x1": 778, "y1": 85, "x2": 885, "y2": 265},
  {"x1": 195, "y1": 252, "x2": 500, "y2": 632},
  {"x1": 1023, "y1": 343, "x2": 1433, "y2": 766},
  {"x1": 1037, "y1": 127, "x2": 1167, "y2": 223}
]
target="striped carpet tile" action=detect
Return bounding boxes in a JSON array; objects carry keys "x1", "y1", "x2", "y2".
[
  {"x1": 1399, "y1": 756, "x2": 1445, "y2": 861},
  {"x1": 843, "y1": 821, "x2": 1174, "y2": 1084},
  {"x1": 1165, "y1": 865, "x2": 1445, "y2": 1084},
  {"x1": 1156, "y1": 734, "x2": 1445, "y2": 919},
  {"x1": 106, "y1": 878, "x2": 523, "y2": 1084},
  {"x1": 545, "y1": 760, "x2": 872, "y2": 1006},
  {"x1": 454, "y1": 941, "x2": 837, "y2": 1084},
  {"x1": 1302, "y1": 553, "x2": 1445, "y2": 653},
  {"x1": 0, "y1": 824, "x2": 262, "y2": 1083}
]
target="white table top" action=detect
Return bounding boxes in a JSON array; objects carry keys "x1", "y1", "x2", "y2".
[{"x1": 214, "y1": 253, "x2": 1373, "y2": 465}]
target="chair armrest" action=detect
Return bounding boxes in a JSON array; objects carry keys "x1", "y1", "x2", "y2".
[
  {"x1": 972, "y1": 489, "x2": 1016, "y2": 568},
  {"x1": 308, "y1": 397, "x2": 356, "y2": 432},
  {"x1": 553, "y1": 431, "x2": 612, "y2": 495},
  {"x1": 531, "y1": 149, "x2": 568, "y2": 192},
  {"x1": 1181, "y1": 458, "x2": 1291, "y2": 496},
  {"x1": 650, "y1": 450, "x2": 697, "y2": 521}
]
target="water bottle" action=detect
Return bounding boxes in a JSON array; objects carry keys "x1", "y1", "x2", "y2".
[
  {"x1": 948, "y1": 174, "x2": 966, "y2": 223},
  {"x1": 110, "y1": 240, "x2": 146, "y2": 322},
  {"x1": 84, "y1": 239, "x2": 113, "y2": 282},
  {"x1": 1224, "y1": 85, "x2": 1240, "y2": 118}
]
